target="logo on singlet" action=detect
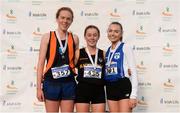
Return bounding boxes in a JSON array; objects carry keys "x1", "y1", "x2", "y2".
[
  {"x1": 98, "y1": 58, "x2": 103, "y2": 63},
  {"x1": 114, "y1": 52, "x2": 120, "y2": 59}
]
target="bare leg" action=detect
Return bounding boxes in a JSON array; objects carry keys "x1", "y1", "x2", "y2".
[
  {"x1": 107, "y1": 100, "x2": 119, "y2": 112},
  {"x1": 60, "y1": 100, "x2": 74, "y2": 112},
  {"x1": 45, "y1": 99, "x2": 60, "y2": 113},
  {"x1": 91, "y1": 103, "x2": 105, "y2": 112},
  {"x1": 119, "y1": 99, "x2": 131, "y2": 112},
  {"x1": 76, "y1": 103, "x2": 90, "y2": 112}
]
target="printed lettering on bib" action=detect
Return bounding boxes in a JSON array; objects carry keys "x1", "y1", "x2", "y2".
[
  {"x1": 83, "y1": 65, "x2": 102, "y2": 79},
  {"x1": 106, "y1": 62, "x2": 118, "y2": 76},
  {"x1": 51, "y1": 65, "x2": 70, "y2": 79}
]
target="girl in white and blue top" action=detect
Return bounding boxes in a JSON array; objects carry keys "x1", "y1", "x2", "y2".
[{"x1": 105, "y1": 22, "x2": 138, "y2": 112}]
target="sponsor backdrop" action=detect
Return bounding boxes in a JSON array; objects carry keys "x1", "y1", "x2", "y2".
[{"x1": 0, "y1": 0, "x2": 180, "y2": 112}]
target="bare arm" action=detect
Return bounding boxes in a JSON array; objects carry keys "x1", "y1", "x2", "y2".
[
  {"x1": 37, "y1": 33, "x2": 50, "y2": 90},
  {"x1": 73, "y1": 34, "x2": 79, "y2": 65},
  {"x1": 103, "y1": 50, "x2": 106, "y2": 60},
  {"x1": 74, "y1": 49, "x2": 80, "y2": 65},
  {"x1": 73, "y1": 34, "x2": 79, "y2": 51}
]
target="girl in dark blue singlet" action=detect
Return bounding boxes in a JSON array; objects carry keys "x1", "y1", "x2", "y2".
[{"x1": 105, "y1": 22, "x2": 138, "y2": 112}]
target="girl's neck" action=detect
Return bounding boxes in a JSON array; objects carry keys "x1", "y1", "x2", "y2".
[
  {"x1": 57, "y1": 29, "x2": 67, "y2": 40},
  {"x1": 111, "y1": 40, "x2": 121, "y2": 50},
  {"x1": 86, "y1": 46, "x2": 97, "y2": 55}
]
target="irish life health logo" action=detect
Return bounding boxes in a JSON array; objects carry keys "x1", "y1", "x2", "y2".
[
  {"x1": 29, "y1": 11, "x2": 47, "y2": 20},
  {"x1": 109, "y1": 8, "x2": 121, "y2": 20},
  {"x1": 133, "y1": 45, "x2": 151, "y2": 54},
  {"x1": 6, "y1": 45, "x2": 18, "y2": 59},
  {"x1": 138, "y1": 81, "x2": 152, "y2": 89},
  {"x1": 32, "y1": 27, "x2": 43, "y2": 41},
  {"x1": 138, "y1": 96, "x2": 148, "y2": 106},
  {"x1": 6, "y1": 80, "x2": 18, "y2": 94},
  {"x1": 162, "y1": 43, "x2": 174, "y2": 56},
  {"x1": 80, "y1": 10, "x2": 99, "y2": 19},
  {"x1": 6, "y1": 9, "x2": 17, "y2": 23},
  {"x1": 158, "y1": 26, "x2": 177, "y2": 36},
  {"x1": 3, "y1": 65, "x2": 22, "y2": 73},
  {"x1": 160, "y1": 98, "x2": 179, "y2": 106},
  {"x1": 163, "y1": 78, "x2": 175, "y2": 93},
  {"x1": 132, "y1": 9, "x2": 151, "y2": 19},
  {"x1": 159, "y1": 62, "x2": 178, "y2": 71},
  {"x1": 136, "y1": 25, "x2": 147, "y2": 39},
  {"x1": 136, "y1": 60, "x2": 147, "y2": 74},
  {"x1": 29, "y1": 46, "x2": 40, "y2": 53},
  {"x1": 2, "y1": 29, "x2": 22, "y2": 39},
  {"x1": 163, "y1": 78, "x2": 174, "y2": 88},
  {"x1": 2, "y1": 100, "x2": 22, "y2": 110},
  {"x1": 33, "y1": 100, "x2": 45, "y2": 112},
  {"x1": 162, "y1": 7, "x2": 173, "y2": 17},
  {"x1": 110, "y1": 8, "x2": 120, "y2": 17},
  {"x1": 136, "y1": 96, "x2": 148, "y2": 111},
  {"x1": 161, "y1": 7, "x2": 173, "y2": 21}
]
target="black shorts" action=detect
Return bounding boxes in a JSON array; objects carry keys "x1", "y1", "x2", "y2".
[
  {"x1": 106, "y1": 77, "x2": 132, "y2": 101},
  {"x1": 75, "y1": 82, "x2": 105, "y2": 104}
]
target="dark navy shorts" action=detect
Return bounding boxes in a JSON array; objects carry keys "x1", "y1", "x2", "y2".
[
  {"x1": 106, "y1": 77, "x2": 132, "y2": 101},
  {"x1": 75, "y1": 82, "x2": 105, "y2": 104},
  {"x1": 43, "y1": 80, "x2": 76, "y2": 101}
]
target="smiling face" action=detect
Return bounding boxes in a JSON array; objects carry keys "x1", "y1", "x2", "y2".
[
  {"x1": 56, "y1": 9, "x2": 73, "y2": 32},
  {"x1": 107, "y1": 23, "x2": 123, "y2": 44},
  {"x1": 84, "y1": 26, "x2": 100, "y2": 48}
]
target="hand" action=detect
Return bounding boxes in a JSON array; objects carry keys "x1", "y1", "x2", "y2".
[
  {"x1": 128, "y1": 69, "x2": 132, "y2": 76},
  {"x1": 129, "y1": 99, "x2": 137, "y2": 109},
  {"x1": 37, "y1": 88, "x2": 45, "y2": 102}
]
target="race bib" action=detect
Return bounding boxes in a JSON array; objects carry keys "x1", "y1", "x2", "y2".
[
  {"x1": 84, "y1": 65, "x2": 102, "y2": 79},
  {"x1": 106, "y1": 62, "x2": 118, "y2": 76},
  {"x1": 51, "y1": 65, "x2": 70, "y2": 79}
]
